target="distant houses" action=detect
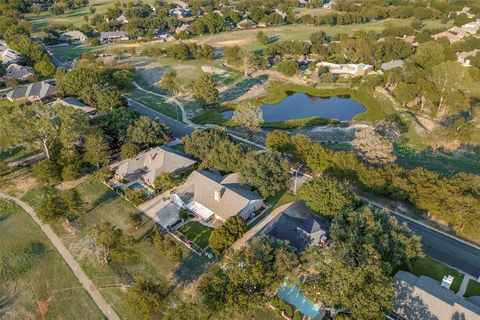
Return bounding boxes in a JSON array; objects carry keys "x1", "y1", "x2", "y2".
[
  {"x1": 99, "y1": 31, "x2": 130, "y2": 43},
  {"x1": 114, "y1": 146, "x2": 197, "y2": 187},
  {"x1": 457, "y1": 50, "x2": 479, "y2": 67},
  {"x1": 172, "y1": 170, "x2": 264, "y2": 223},
  {"x1": 432, "y1": 19, "x2": 480, "y2": 43},
  {"x1": 59, "y1": 31, "x2": 87, "y2": 44}
]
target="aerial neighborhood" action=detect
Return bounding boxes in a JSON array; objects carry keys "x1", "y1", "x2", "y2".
[{"x1": 1, "y1": 0, "x2": 480, "y2": 320}]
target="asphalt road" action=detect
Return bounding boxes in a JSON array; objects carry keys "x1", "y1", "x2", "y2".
[
  {"x1": 131, "y1": 98, "x2": 480, "y2": 278},
  {"x1": 392, "y1": 212, "x2": 480, "y2": 278},
  {"x1": 127, "y1": 98, "x2": 194, "y2": 138}
]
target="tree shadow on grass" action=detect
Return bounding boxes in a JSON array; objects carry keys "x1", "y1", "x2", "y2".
[
  {"x1": 172, "y1": 252, "x2": 211, "y2": 287},
  {"x1": 86, "y1": 190, "x2": 118, "y2": 213}
]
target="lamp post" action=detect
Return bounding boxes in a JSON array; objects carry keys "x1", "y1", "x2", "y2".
[{"x1": 293, "y1": 165, "x2": 303, "y2": 195}]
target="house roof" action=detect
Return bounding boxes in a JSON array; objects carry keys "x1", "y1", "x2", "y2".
[
  {"x1": 381, "y1": 59, "x2": 404, "y2": 70},
  {"x1": 99, "y1": 31, "x2": 129, "y2": 40},
  {"x1": 264, "y1": 201, "x2": 330, "y2": 252},
  {"x1": 115, "y1": 145, "x2": 196, "y2": 185},
  {"x1": 175, "y1": 170, "x2": 262, "y2": 221},
  {"x1": 6, "y1": 81, "x2": 56, "y2": 100},
  {"x1": 4, "y1": 63, "x2": 34, "y2": 79},
  {"x1": 55, "y1": 97, "x2": 97, "y2": 114},
  {"x1": 1, "y1": 49, "x2": 21, "y2": 64},
  {"x1": 393, "y1": 271, "x2": 480, "y2": 320},
  {"x1": 59, "y1": 30, "x2": 87, "y2": 41}
]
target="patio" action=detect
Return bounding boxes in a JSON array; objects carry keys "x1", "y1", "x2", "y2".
[{"x1": 139, "y1": 193, "x2": 180, "y2": 229}]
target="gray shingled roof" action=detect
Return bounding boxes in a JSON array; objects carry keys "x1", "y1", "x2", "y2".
[
  {"x1": 115, "y1": 146, "x2": 196, "y2": 185},
  {"x1": 175, "y1": 170, "x2": 262, "y2": 220},
  {"x1": 265, "y1": 201, "x2": 330, "y2": 252},
  {"x1": 393, "y1": 271, "x2": 480, "y2": 319},
  {"x1": 6, "y1": 82, "x2": 56, "y2": 101},
  {"x1": 381, "y1": 59, "x2": 404, "y2": 70},
  {"x1": 99, "y1": 31, "x2": 129, "y2": 40}
]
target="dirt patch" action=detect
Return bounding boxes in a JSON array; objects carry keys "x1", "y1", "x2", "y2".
[
  {"x1": 214, "y1": 39, "x2": 253, "y2": 47},
  {"x1": 0, "y1": 169, "x2": 38, "y2": 197},
  {"x1": 56, "y1": 175, "x2": 90, "y2": 191},
  {"x1": 233, "y1": 83, "x2": 269, "y2": 102}
]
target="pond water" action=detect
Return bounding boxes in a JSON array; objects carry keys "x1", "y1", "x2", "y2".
[{"x1": 222, "y1": 92, "x2": 366, "y2": 122}]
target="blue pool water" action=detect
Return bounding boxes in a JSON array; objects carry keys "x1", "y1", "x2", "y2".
[
  {"x1": 222, "y1": 92, "x2": 366, "y2": 122},
  {"x1": 277, "y1": 284, "x2": 321, "y2": 318},
  {"x1": 128, "y1": 182, "x2": 153, "y2": 195}
]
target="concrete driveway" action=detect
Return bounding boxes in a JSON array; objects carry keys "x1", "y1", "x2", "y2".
[{"x1": 139, "y1": 194, "x2": 180, "y2": 228}]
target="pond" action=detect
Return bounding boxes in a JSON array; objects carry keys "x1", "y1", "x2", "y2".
[{"x1": 222, "y1": 92, "x2": 366, "y2": 122}]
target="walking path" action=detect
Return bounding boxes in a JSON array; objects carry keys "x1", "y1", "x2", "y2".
[
  {"x1": 457, "y1": 275, "x2": 474, "y2": 297},
  {"x1": 133, "y1": 81, "x2": 195, "y2": 126},
  {"x1": 0, "y1": 193, "x2": 120, "y2": 320}
]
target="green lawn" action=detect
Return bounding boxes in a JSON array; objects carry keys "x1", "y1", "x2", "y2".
[
  {"x1": 464, "y1": 279, "x2": 480, "y2": 298},
  {"x1": 46, "y1": 44, "x2": 105, "y2": 62},
  {"x1": 0, "y1": 200, "x2": 103, "y2": 319},
  {"x1": 407, "y1": 257, "x2": 464, "y2": 293},
  {"x1": 127, "y1": 89, "x2": 183, "y2": 121},
  {"x1": 22, "y1": 178, "x2": 211, "y2": 319},
  {"x1": 178, "y1": 221, "x2": 214, "y2": 249}
]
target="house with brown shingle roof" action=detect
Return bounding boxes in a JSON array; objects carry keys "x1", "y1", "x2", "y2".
[
  {"x1": 114, "y1": 146, "x2": 196, "y2": 186},
  {"x1": 172, "y1": 170, "x2": 264, "y2": 222}
]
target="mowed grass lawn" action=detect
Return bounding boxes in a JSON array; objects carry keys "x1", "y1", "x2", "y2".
[
  {"x1": 465, "y1": 279, "x2": 480, "y2": 298},
  {"x1": 22, "y1": 178, "x2": 210, "y2": 318},
  {"x1": 406, "y1": 257, "x2": 464, "y2": 293},
  {"x1": 46, "y1": 43, "x2": 106, "y2": 62},
  {"x1": 0, "y1": 200, "x2": 103, "y2": 319},
  {"x1": 178, "y1": 221, "x2": 213, "y2": 249}
]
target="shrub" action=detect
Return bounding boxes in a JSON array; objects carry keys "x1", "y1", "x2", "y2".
[
  {"x1": 277, "y1": 60, "x2": 298, "y2": 76},
  {"x1": 124, "y1": 188, "x2": 147, "y2": 206},
  {"x1": 279, "y1": 299, "x2": 286, "y2": 311},
  {"x1": 32, "y1": 160, "x2": 61, "y2": 185},
  {"x1": 293, "y1": 310, "x2": 303, "y2": 320},
  {"x1": 179, "y1": 209, "x2": 189, "y2": 220},
  {"x1": 284, "y1": 302, "x2": 294, "y2": 317},
  {"x1": 61, "y1": 163, "x2": 83, "y2": 181},
  {"x1": 271, "y1": 295, "x2": 280, "y2": 308}
]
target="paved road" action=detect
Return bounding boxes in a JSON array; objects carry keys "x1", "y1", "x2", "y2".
[
  {"x1": 0, "y1": 193, "x2": 120, "y2": 320},
  {"x1": 128, "y1": 98, "x2": 194, "y2": 138},
  {"x1": 367, "y1": 200, "x2": 480, "y2": 278},
  {"x1": 130, "y1": 96, "x2": 480, "y2": 277}
]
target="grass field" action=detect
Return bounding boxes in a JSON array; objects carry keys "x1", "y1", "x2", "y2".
[
  {"x1": 178, "y1": 221, "x2": 214, "y2": 249},
  {"x1": 407, "y1": 257, "x2": 464, "y2": 293},
  {"x1": 0, "y1": 200, "x2": 103, "y2": 319},
  {"x1": 128, "y1": 89, "x2": 183, "y2": 121},
  {"x1": 22, "y1": 178, "x2": 211, "y2": 318},
  {"x1": 194, "y1": 18, "x2": 445, "y2": 50},
  {"x1": 46, "y1": 43, "x2": 105, "y2": 62},
  {"x1": 465, "y1": 279, "x2": 480, "y2": 298}
]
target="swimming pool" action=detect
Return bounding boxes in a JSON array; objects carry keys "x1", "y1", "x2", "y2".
[
  {"x1": 277, "y1": 284, "x2": 321, "y2": 318},
  {"x1": 128, "y1": 181, "x2": 153, "y2": 195}
]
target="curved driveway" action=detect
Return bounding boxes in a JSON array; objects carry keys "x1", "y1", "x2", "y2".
[{"x1": 0, "y1": 193, "x2": 120, "y2": 320}]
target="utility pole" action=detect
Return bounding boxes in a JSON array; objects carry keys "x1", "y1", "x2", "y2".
[{"x1": 293, "y1": 164, "x2": 303, "y2": 195}]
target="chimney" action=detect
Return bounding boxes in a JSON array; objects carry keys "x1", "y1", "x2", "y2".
[{"x1": 214, "y1": 190, "x2": 221, "y2": 201}]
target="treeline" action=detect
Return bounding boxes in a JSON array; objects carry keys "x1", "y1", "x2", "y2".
[
  {"x1": 267, "y1": 132, "x2": 480, "y2": 239},
  {"x1": 141, "y1": 42, "x2": 214, "y2": 60}
]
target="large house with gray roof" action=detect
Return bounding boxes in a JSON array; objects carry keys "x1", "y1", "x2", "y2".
[
  {"x1": 99, "y1": 31, "x2": 129, "y2": 43},
  {"x1": 258, "y1": 201, "x2": 330, "y2": 252},
  {"x1": 114, "y1": 146, "x2": 196, "y2": 186},
  {"x1": 172, "y1": 170, "x2": 264, "y2": 222},
  {"x1": 6, "y1": 81, "x2": 56, "y2": 102},
  {"x1": 391, "y1": 271, "x2": 480, "y2": 320}
]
